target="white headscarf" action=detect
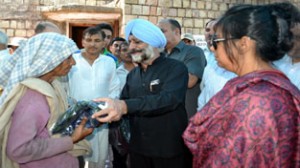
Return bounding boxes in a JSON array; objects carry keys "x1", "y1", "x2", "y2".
[
  {"x1": 125, "y1": 19, "x2": 167, "y2": 49},
  {"x1": 0, "y1": 32, "x2": 78, "y2": 105}
]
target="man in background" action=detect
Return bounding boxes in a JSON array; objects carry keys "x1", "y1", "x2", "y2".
[
  {"x1": 96, "y1": 23, "x2": 118, "y2": 66},
  {"x1": 34, "y1": 21, "x2": 61, "y2": 34},
  {"x1": 181, "y1": 33, "x2": 195, "y2": 46},
  {"x1": 110, "y1": 41, "x2": 135, "y2": 168},
  {"x1": 197, "y1": 19, "x2": 236, "y2": 110},
  {"x1": 68, "y1": 26, "x2": 120, "y2": 168},
  {"x1": 109, "y1": 37, "x2": 126, "y2": 65},
  {"x1": 7, "y1": 37, "x2": 27, "y2": 54},
  {"x1": 158, "y1": 19, "x2": 206, "y2": 119},
  {"x1": 274, "y1": 23, "x2": 300, "y2": 88}
]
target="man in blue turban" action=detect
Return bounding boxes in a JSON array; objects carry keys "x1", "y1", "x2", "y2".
[
  {"x1": 92, "y1": 19, "x2": 192, "y2": 168},
  {"x1": 124, "y1": 18, "x2": 167, "y2": 64}
]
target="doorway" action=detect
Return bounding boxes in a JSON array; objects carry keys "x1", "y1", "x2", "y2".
[{"x1": 72, "y1": 26, "x2": 88, "y2": 49}]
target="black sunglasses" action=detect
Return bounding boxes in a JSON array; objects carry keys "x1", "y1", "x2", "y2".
[{"x1": 210, "y1": 34, "x2": 237, "y2": 50}]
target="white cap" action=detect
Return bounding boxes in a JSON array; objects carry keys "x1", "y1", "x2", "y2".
[{"x1": 8, "y1": 37, "x2": 27, "y2": 47}]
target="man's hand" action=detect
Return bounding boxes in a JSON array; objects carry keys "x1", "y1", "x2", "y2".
[
  {"x1": 92, "y1": 98, "x2": 127, "y2": 123},
  {"x1": 71, "y1": 117, "x2": 93, "y2": 143}
]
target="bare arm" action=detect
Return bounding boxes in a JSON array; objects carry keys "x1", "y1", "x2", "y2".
[{"x1": 188, "y1": 73, "x2": 199, "y2": 88}]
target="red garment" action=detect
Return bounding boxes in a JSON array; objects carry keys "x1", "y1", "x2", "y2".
[{"x1": 183, "y1": 70, "x2": 300, "y2": 167}]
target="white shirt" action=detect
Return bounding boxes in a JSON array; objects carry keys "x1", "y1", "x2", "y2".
[
  {"x1": 198, "y1": 51, "x2": 236, "y2": 111},
  {"x1": 273, "y1": 54, "x2": 300, "y2": 89},
  {"x1": 116, "y1": 64, "x2": 130, "y2": 91},
  {"x1": 68, "y1": 53, "x2": 120, "y2": 101},
  {"x1": 68, "y1": 52, "x2": 120, "y2": 164}
]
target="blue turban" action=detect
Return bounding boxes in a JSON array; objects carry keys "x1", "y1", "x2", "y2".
[{"x1": 125, "y1": 19, "x2": 166, "y2": 48}]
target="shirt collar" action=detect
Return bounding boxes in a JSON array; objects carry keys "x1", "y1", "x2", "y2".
[
  {"x1": 165, "y1": 41, "x2": 185, "y2": 54},
  {"x1": 173, "y1": 41, "x2": 185, "y2": 52}
]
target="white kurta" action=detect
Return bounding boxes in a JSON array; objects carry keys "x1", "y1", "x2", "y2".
[
  {"x1": 273, "y1": 54, "x2": 300, "y2": 89},
  {"x1": 68, "y1": 53, "x2": 120, "y2": 166},
  {"x1": 69, "y1": 53, "x2": 120, "y2": 100},
  {"x1": 198, "y1": 51, "x2": 236, "y2": 111},
  {"x1": 116, "y1": 64, "x2": 130, "y2": 92}
]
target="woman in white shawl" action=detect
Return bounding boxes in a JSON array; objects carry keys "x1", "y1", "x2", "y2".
[{"x1": 0, "y1": 33, "x2": 92, "y2": 168}]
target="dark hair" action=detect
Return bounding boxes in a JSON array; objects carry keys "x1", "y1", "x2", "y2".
[
  {"x1": 109, "y1": 37, "x2": 126, "y2": 46},
  {"x1": 119, "y1": 41, "x2": 129, "y2": 51},
  {"x1": 215, "y1": 4, "x2": 292, "y2": 63},
  {"x1": 167, "y1": 19, "x2": 182, "y2": 35},
  {"x1": 96, "y1": 23, "x2": 113, "y2": 34},
  {"x1": 267, "y1": 2, "x2": 300, "y2": 28},
  {"x1": 34, "y1": 21, "x2": 59, "y2": 34},
  {"x1": 120, "y1": 41, "x2": 128, "y2": 48},
  {"x1": 83, "y1": 27, "x2": 106, "y2": 40},
  {"x1": 35, "y1": 24, "x2": 46, "y2": 34},
  {"x1": 205, "y1": 18, "x2": 216, "y2": 28}
]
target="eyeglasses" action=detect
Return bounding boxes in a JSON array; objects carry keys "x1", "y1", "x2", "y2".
[{"x1": 210, "y1": 34, "x2": 237, "y2": 50}]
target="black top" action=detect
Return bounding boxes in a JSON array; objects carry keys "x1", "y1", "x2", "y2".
[{"x1": 121, "y1": 53, "x2": 189, "y2": 158}]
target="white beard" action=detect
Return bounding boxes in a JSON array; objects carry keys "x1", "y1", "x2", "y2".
[
  {"x1": 131, "y1": 53, "x2": 143, "y2": 63},
  {"x1": 131, "y1": 45, "x2": 155, "y2": 64}
]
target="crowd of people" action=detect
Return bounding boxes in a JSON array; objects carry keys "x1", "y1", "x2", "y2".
[{"x1": 0, "y1": 1, "x2": 300, "y2": 168}]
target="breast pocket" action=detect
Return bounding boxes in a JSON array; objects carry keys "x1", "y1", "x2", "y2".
[{"x1": 149, "y1": 79, "x2": 162, "y2": 93}]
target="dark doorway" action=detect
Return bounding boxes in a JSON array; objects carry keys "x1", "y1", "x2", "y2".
[{"x1": 72, "y1": 26, "x2": 88, "y2": 49}]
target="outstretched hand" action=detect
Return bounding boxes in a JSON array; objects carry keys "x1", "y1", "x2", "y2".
[
  {"x1": 92, "y1": 98, "x2": 127, "y2": 123},
  {"x1": 71, "y1": 117, "x2": 93, "y2": 143}
]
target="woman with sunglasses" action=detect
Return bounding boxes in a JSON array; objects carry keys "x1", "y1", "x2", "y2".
[{"x1": 183, "y1": 3, "x2": 300, "y2": 167}]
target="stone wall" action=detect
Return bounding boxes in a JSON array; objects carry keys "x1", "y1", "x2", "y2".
[
  {"x1": 0, "y1": 0, "x2": 300, "y2": 38},
  {"x1": 124, "y1": 0, "x2": 300, "y2": 35}
]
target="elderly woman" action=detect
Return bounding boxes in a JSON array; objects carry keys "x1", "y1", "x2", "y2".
[
  {"x1": 183, "y1": 3, "x2": 300, "y2": 168},
  {"x1": 0, "y1": 33, "x2": 93, "y2": 168}
]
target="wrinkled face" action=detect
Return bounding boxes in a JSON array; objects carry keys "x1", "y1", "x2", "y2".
[
  {"x1": 82, "y1": 33, "x2": 105, "y2": 56},
  {"x1": 101, "y1": 29, "x2": 113, "y2": 48},
  {"x1": 119, "y1": 43, "x2": 132, "y2": 63},
  {"x1": 52, "y1": 56, "x2": 76, "y2": 76},
  {"x1": 288, "y1": 24, "x2": 300, "y2": 59},
  {"x1": 110, "y1": 40, "x2": 124, "y2": 56},
  {"x1": 158, "y1": 22, "x2": 177, "y2": 49},
  {"x1": 128, "y1": 35, "x2": 155, "y2": 64}
]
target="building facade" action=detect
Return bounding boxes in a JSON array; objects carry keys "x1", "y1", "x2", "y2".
[{"x1": 0, "y1": 0, "x2": 299, "y2": 43}]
